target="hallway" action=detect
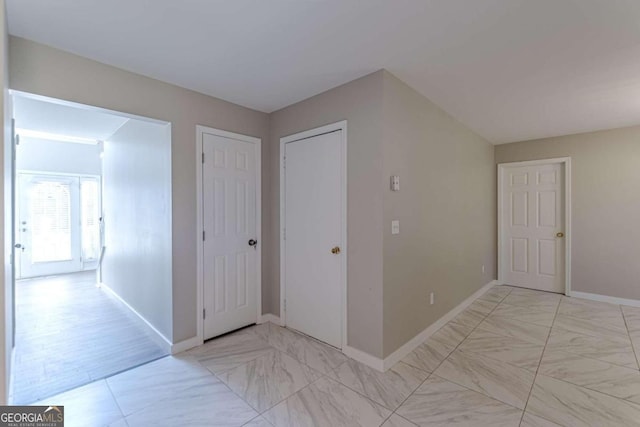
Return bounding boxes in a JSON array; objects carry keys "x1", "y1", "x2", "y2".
[{"x1": 11, "y1": 271, "x2": 167, "y2": 404}]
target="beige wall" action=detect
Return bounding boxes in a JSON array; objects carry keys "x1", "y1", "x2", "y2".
[
  {"x1": 269, "y1": 71, "x2": 386, "y2": 357},
  {"x1": 495, "y1": 126, "x2": 640, "y2": 301},
  {"x1": 6, "y1": 35, "x2": 498, "y2": 362},
  {"x1": 381, "y1": 72, "x2": 496, "y2": 357},
  {"x1": 268, "y1": 70, "x2": 496, "y2": 358},
  {"x1": 8, "y1": 36, "x2": 270, "y2": 343}
]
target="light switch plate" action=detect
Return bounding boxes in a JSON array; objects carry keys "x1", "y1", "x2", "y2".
[
  {"x1": 391, "y1": 220, "x2": 400, "y2": 235},
  {"x1": 390, "y1": 175, "x2": 400, "y2": 191}
]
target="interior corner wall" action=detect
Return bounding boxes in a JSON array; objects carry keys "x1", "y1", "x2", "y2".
[
  {"x1": 381, "y1": 71, "x2": 496, "y2": 358},
  {"x1": 102, "y1": 119, "x2": 172, "y2": 340},
  {"x1": 495, "y1": 126, "x2": 640, "y2": 301},
  {"x1": 0, "y1": 0, "x2": 11, "y2": 404},
  {"x1": 268, "y1": 71, "x2": 386, "y2": 358},
  {"x1": 8, "y1": 36, "x2": 270, "y2": 344}
]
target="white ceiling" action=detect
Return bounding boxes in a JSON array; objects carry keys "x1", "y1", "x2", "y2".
[
  {"x1": 14, "y1": 96, "x2": 129, "y2": 140},
  {"x1": 7, "y1": 0, "x2": 640, "y2": 143}
]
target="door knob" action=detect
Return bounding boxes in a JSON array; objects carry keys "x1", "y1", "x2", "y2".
[
  {"x1": 248, "y1": 239, "x2": 258, "y2": 247},
  {"x1": 556, "y1": 232, "x2": 564, "y2": 238},
  {"x1": 331, "y1": 246, "x2": 341, "y2": 255},
  {"x1": 14, "y1": 243, "x2": 21, "y2": 249}
]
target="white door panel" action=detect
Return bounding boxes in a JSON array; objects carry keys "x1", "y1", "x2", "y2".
[
  {"x1": 202, "y1": 132, "x2": 258, "y2": 339},
  {"x1": 502, "y1": 163, "x2": 565, "y2": 293},
  {"x1": 284, "y1": 130, "x2": 343, "y2": 348}
]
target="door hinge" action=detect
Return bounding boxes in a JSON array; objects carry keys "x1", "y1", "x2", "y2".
[
  {"x1": 203, "y1": 230, "x2": 205, "y2": 241},
  {"x1": 202, "y1": 152, "x2": 205, "y2": 163},
  {"x1": 283, "y1": 155, "x2": 286, "y2": 169},
  {"x1": 203, "y1": 308, "x2": 206, "y2": 319}
]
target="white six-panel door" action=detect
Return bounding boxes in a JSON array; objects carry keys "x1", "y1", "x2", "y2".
[
  {"x1": 202, "y1": 131, "x2": 259, "y2": 339},
  {"x1": 283, "y1": 129, "x2": 344, "y2": 348},
  {"x1": 501, "y1": 162, "x2": 566, "y2": 293}
]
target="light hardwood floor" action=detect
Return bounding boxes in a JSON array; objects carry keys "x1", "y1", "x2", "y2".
[{"x1": 12, "y1": 271, "x2": 167, "y2": 404}]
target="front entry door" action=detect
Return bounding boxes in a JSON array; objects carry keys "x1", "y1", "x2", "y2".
[
  {"x1": 283, "y1": 129, "x2": 344, "y2": 348},
  {"x1": 18, "y1": 174, "x2": 82, "y2": 278},
  {"x1": 202, "y1": 131, "x2": 259, "y2": 340},
  {"x1": 501, "y1": 162, "x2": 566, "y2": 293}
]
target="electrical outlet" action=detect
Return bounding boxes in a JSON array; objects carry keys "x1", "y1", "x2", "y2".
[
  {"x1": 430, "y1": 292, "x2": 434, "y2": 305},
  {"x1": 482, "y1": 265, "x2": 485, "y2": 274}
]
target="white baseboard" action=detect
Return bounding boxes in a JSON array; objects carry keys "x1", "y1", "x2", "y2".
[
  {"x1": 343, "y1": 345, "x2": 384, "y2": 371},
  {"x1": 382, "y1": 279, "x2": 498, "y2": 370},
  {"x1": 343, "y1": 280, "x2": 498, "y2": 372},
  {"x1": 98, "y1": 282, "x2": 173, "y2": 354},
  {"x1": 570, "y1": 291, "x2": 640, "y2": 308},
  {"x1": 260, "y1": 314, "x2": 282, "y2": 325},
  {"x1": 170, "y1": 336, "x2": 202, "y2": 354}
]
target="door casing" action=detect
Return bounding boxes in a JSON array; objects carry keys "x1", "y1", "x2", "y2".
[
  {"x1": 195, "y1": 125, "x2": 262, "y2": 344},
  {"x1": 279, "y1": 120, "x2": 347, "y2": 350},
  {"x1": 497, "y1": 157, "x2": 572, "y2": 295}
]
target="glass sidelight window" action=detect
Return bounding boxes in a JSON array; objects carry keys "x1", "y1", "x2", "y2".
[
  {"x1": 80, "y1": 177, "x2": 101, "y2": 262},
  {"x1": 29, "y1": 179, "x2": 73, "y2": 263}
]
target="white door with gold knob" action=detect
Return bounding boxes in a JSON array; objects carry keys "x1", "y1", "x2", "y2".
[
  {"x1": 283, "y1": 126, "x2": 345, "y2": 349},
  {"x1": 500, "y1": 161, "x2": 566, "y2": 293}
]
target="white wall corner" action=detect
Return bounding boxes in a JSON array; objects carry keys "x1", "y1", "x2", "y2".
[{"x1": 260, "y1": 314, "x2": 282, "y2": 326}]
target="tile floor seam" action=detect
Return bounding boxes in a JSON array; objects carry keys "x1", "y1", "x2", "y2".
[
  {"x1": 103, "y1": 379, "x2": 127, "y2": 422},
  {"x1": 325, "y1": 360, "x2": 428, "y2": 414},
  {"x1": 533, "y1": 368, "x2": 640, "y2": 409},
  {"x1": 211, "y1": 369, "x2": 266, "y2": 415},
  {"x1": 518, "y1": 291, "x2": 562, "y2": 427},
  {"x1": 543, "y1": 328, "x2": 638, "y2": 370},
  {"x1": 269, "y1": 374, "x2": 327, "y2": 417},
  {"x1": 371, "y1": 286, "x2": 515, "y2": 426},
  {"x1": 377, "y1": 373, "x2": 433, "y2": 427},
  {"x1": 620, "y1": 305, "x2": 640, "y2": 371},
  {"x1": 391, "y1": 286, "x2": 520, "y2": 422},
  {"x1": 209, "y1": 349, "x2": 315, "y2": 416},
  {"x1": 208, "y1": 326, "x2": 340, "y2": 416}
]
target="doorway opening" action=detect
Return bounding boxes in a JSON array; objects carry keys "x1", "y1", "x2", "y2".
[{"x1": 9, "y1": 93, "x2": 172, "y2": 404}]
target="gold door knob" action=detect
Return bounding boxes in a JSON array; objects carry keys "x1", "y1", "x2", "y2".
[
  {"x1": 556, "y1": 232, "x2": 564, "y2": 238},
  {"x1": 331, "y1": 246, "x2": 341, "y2": 255}
]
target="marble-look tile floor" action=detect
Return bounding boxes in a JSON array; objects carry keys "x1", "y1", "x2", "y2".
[{"x1": 36, "y1": 285, "x2": 640, "y2": 426}]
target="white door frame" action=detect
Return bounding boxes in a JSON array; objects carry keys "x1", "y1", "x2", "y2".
[
  {"x1": 497, "y1": 157, "x2": 572, "y2": 295},
  {"x1": 196, "y1": 125, "x2": 262, "y2": 344},
  {"x1": 280, "y1": 120, "x2": 347, "y2": 349}
]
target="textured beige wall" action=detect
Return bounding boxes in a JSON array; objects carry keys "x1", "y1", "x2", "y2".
[
  {"x1": 381, "y1": 72, "x2": 496, "y2": 357},
  {"x1": 495, "y1": 125, "x2": 640, "y2": 301},
  {"x1": 8, "y1": 36, "x2": 270, "y2": 343},
  {"x1": 269, "y1": 71, "x2": 386, "y2": 357}
]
